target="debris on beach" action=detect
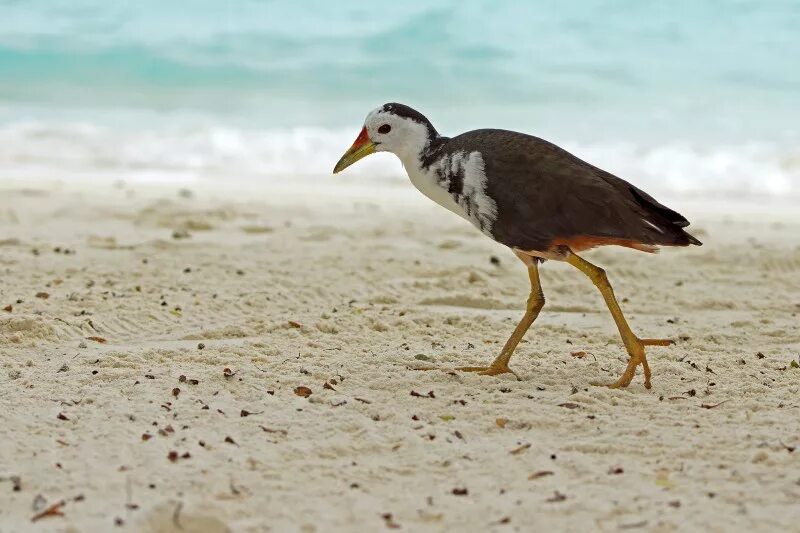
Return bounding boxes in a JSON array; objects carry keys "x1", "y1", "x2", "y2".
[
  {"x1": 31, "y1": 500, "x2": 66, "y2": 522},
  {"x1": 294, "y1": 386, "x2": 312, "y2": 398}
]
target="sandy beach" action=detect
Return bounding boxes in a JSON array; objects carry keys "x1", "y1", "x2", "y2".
[{"x1": 1, "y1": 180, "x2": 799, "y2": 532}]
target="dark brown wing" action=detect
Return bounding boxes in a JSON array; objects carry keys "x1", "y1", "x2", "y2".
[{"x1": 445, "y1": 129, "x2": 702, "y2": 253}]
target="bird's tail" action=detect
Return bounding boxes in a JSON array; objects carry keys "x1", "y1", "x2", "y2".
[{"x1": 629, "y1": 186, "x2": 703, "y2": 247}]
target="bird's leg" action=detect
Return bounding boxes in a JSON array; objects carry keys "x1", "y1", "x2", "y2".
[
  {"x1": 458, "y1": 259, "x2": 544, "y2": 377},
  {"x1": 565, "y1": 252, "x2": 672, "y2": 389}
]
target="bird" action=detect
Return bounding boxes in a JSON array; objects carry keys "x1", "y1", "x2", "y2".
[{"x1": 333, "y1": 103, "x2": 701, "y2": 389}]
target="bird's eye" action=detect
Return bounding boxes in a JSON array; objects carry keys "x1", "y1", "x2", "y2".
[{"x1": 378, "y1": 124, "x2": 391, "y2": 134}]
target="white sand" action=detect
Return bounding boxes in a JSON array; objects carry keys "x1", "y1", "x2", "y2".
[{"x1": 1, "y1": 181, "x2": 799, "y2": 532}]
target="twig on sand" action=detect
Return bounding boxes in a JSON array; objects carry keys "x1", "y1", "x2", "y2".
[
  {"x1": 700, "y1": 400, "x2": 729, "y2": 409},
  {"x1": 31, "y1": 500, "x2": 66, "y2": 522}
]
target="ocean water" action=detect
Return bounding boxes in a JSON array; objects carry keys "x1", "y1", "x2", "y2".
[{"x1": 1, "y1": 0, "x2": 798, "y2": 196}]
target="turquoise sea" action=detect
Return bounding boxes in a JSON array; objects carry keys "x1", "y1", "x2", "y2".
[{"x1": 1, "y1": 1, "x2": 798, "y2": 195}]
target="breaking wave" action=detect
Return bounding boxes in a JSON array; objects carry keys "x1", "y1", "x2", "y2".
[{"x1": 0, "y1": 119, "x2": 797, "y2": 197}]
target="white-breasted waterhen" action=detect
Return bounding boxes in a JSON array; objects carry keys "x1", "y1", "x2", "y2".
[{"x1": 334, "y1": 103, "x2": 701, "y2": 388}]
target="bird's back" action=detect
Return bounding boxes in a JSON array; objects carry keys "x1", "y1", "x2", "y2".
[{"x1": 443, "y1": 129, "x2": 701, "y2": 253}]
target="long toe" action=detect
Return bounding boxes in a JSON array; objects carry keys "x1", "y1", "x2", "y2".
[
  {"x1": 457, "y1": 366, "x2": 491, "y2": 373},
  {"x1": 641, "y1": 338, "x2": 674, "y2": 346},
  {"x1": 481, "y1": 365, "x2": 518, "y2": 379},
  {"x1": 457, "y1": 365, "x2": 519, "y2": 379},
  {"x1": 608, "y1": 374, "x2": 634, "y2": 389},
  {"x1": 607, "y1": 358, "x2": 639, "y2": 388}
]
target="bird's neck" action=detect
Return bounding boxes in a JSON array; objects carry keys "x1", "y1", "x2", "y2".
[
  {"x1": 399, "y1": 134, "x2": 473, "y2": 224},
  {"x1": 397, "y1": 134, "x2": 449, "y2": 172}
]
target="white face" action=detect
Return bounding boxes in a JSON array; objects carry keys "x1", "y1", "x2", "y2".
[{"x1": 363, "y1": 107, "x2": 431, "y2": 161}]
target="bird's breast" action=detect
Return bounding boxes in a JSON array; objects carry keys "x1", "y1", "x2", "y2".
[
  {"x1": 406, "y1": 164, "x2": 465, "y2": 217},
  {"x1": 404, "y1": 150, "x2": 498, "y2": 237}
]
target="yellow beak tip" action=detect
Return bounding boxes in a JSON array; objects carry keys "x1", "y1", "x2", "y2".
[{"x1": 332, "y1": 141, "x2": 376, "y2": 175}]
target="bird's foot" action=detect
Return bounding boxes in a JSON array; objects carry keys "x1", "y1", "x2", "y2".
[
  {"x1": 640, "y1": 338, "x2": 675, "y2": 347},
  {"x1": 457, "y1": 363, "x2": 520, "y2": 380},
  {"x1": 606, "y1": 337, "x2": 673, "y2": 389},
  {"x1": 607, "y1": 362, "x2": 642, "y2": 389}
]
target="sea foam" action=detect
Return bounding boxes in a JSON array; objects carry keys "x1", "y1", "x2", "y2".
[{"x1": 0, "y1": 119, "x2": 797, "y2": 198}]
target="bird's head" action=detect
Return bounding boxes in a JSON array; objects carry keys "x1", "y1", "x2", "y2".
[{"x1": 333, "y1": 103, "x2": 437, "y2": 174}]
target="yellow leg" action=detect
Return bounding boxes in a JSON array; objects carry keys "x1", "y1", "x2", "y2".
[
  {"x1": 566, "y1": 252, "x2": 672, "y2": 389},
  {"x1": 458, "y1": 259, "x2": 545, "y2": 377}
]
